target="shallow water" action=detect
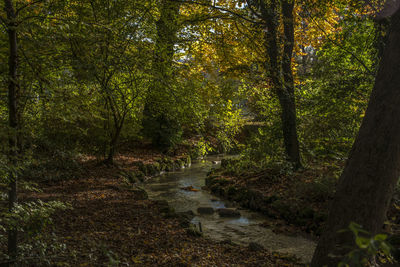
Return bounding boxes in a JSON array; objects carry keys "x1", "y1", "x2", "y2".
[{"x1": 144, "y1": 155, "x2": 316, "y2": 263}]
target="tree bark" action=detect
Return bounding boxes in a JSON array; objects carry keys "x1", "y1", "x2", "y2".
[
  {"x1": 281, "y1": 0, "x2": 301, "y2": 169},
  {"x1": 262, "y1": 0, "x2": 302, "y2": 168},
  {"x1": 4, "y1": 0, "x2": 19, "y2": 264},
  {"x1": 311, "y1": 6, "x2": 400, "y2": 267}
]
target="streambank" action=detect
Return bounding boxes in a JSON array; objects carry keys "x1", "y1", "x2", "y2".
[
  {"x1": 204, "y1": 158, "x2": 332, "y2": 236},
  {"x1": 143, "y1": 156, "x2": 316, "y2": 263}
]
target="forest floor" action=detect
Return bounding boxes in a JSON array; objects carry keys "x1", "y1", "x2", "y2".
[{"x1": 19, "y1": 151, "x2": 304, "y2": 267}]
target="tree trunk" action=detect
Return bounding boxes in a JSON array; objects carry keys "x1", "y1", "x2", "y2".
[
  {"x1": 4, "y1": 0, "x2": 19, "y2": 264},
  {"x1": 281, "y1": 0, "x2": 302, "y2": 169},
  {"x1": 311, "y1": 6, "x2": 400, "y2": 267},
  {"x1": 262, "y1": 0, "x2": 302, "y2": 168},
  {"x1": 105, "y1": 122, "x2": 124, "y2": 166}
]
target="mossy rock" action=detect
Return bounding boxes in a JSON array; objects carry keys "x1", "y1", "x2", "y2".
[
  {"x1": 134, "y1": 161, "x2": 145, "y2": 172},
  {"x1": 145, "y1": 164, "x2": 159, "y2": 176},
  {"x1": 159, "y1": 163, "x2": 167, "y2": 171},
  {"x1": 265, "y1": 194, "x2": 279, "y2": 204},
  {"x1": 185, "y1": 155, "x2": 191, "y2": 167},
  {"x1": 205, "y1": 175, "x2": 220, "y2": 187},
  {"x1": 293, "y1": 217, "x2": 308, "y2": 226},
  {"x1": 216, "y1": 178, "x2": 230, "y2": 186},
  {"x1": 217, "y1": 208, "x2": 241, "y2": 218},
  {"x1": 221, "y1": 158, "x2": 240, "y2": 169},
  {"x1": 130, "y1": 187, "x2": 148, "y2": 200},
  {"x1": 154, "y1": 199, "x2": 175, "y2": 217},
  {"x1": 163, "y1": 157, "x2": 174, "y2": 165},
  {"x1": 119, "y1": 170, "x2": 136, "y2": 183},
  {"x1": 176, "y1": 210, "x2": 195, "y2": 228},
  {"x1": 152, "y1": 162, "x2": 161, "y2": 171},
  {"x1": 248, "y1": 242, "x2": 264, "y2": 252},
  {"x1": 248, "y1": 191, "x2": 264, "y2": 211},
  {"x1": 226, "y1": 185, "x2": 238, "y2": 197},
  {"x1": 186, "y1": 223, "x2": 202, "y2": 237},
  {"x1": 174, "y1": 159, "x2": 185, "y2": 169},
  {"x1": 235, "y1": 188, "x2": 251, "y2": 203},
  {"x1": 210, "y1": 184, "x2": 222, "y2": 195},
  {"x1": 299, "y1": 207, "x2": 315, "y2": 220},
  {"x1": 271, "y1": 200, "x2": 292, "y2": 219},
  {"x1": 133, "y1": 170, "x2": 145, "y2": 181},
  {"x1": 164, "y1": 162, "x2": 174, "y2": 172}
]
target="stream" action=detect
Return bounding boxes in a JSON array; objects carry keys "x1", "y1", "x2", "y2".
[{"x1": 144, "y1": 155, "x2": 316, "y2": 263}]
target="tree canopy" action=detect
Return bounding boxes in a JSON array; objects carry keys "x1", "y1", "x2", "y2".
[{"x1": 1, "y1": 0, "x2": 399, "y2": 266}]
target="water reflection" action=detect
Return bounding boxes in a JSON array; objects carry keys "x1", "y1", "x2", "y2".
[{"x1": 144, "y1": 156, "x2": 316, "y2": 263}]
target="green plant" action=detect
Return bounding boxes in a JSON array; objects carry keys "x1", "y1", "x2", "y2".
[
  {"x1": 0, "y1": 200, "x2": 71, "y2": 265},
  {"x1": 339, "y1": 222, "x2": 394, "y2": 267},
  {"x1": 191, "y1": 138, "x2": 213, "y2": 159}
]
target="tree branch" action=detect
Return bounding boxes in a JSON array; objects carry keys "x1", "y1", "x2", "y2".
[
  {"x1": 302, "y1": 5, "x2": 375, "y2": 77},
  {"x1": 171, "y1": 0, "x2": 261, "y2": 24},
  {"x1": 16, "y1": 0, "x2": 44, "y2": 16}
]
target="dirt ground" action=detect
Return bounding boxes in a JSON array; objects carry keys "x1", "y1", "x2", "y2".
[{"x1": 18, "y1": 155, "x2": 304, "y2": 266}]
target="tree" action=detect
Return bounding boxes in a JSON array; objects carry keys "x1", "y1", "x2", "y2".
[
  {"x1": 64, "y1": 0, "x2": 152, "y2": 164},
  {"x1": 243, "y1": 0, "x2": 302, "y2": 168},
  {"x1": 311, "y1": 2, "x2": 400, "y2": 266},
  {"x1": 2, "y1": 0, "x2": 19, "y2": 263},
  {"x1": 142, "y1": 0, "x2": 183, "y2": 150}
]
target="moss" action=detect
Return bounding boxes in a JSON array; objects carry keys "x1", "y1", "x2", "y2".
[
  {"x1": 160, "y1": 163, "x2": 167, "y2": 171},
  {"x1": 186, "y1": 224, "x2": 202, "y2": 237},
  {"x1": 145, "y1": 164, "x2": 158, "y2": 176},
  {"x1": 152, "y1": 162, "x2": 161, "y2": 171},
  {"x1": 216, "y1": 178, "x2": 230, "y2": 186},
  {"x1": 185, "y1": 155, "x2": 191, "y2": 167},
  {"x1": 165, "y1": 162, "x2": 174, "y2": 172},
  {"x1": 299, "y1": 207, "x2": 315, "y2": 220},
  {"x1": 129, "y1": 187, "x2": 148, "y2": 200},
  {"x1": 210, "y1": 184, "x2": 221, "y2": 194},
  {"x1": 205, "y1": 175, "x2": 220, "y2": 187},
  {"x1": 134, "y1": 170, "x2": 145, "y2": 182},
  {"x1": 226, "y1": 185, "x2": 238, "y2": 197},
  {"x1": 135, "y1": 161, "x2": 145, "y2": 173},
  {"x1": 174, "y1": 159, "x2": 184, "y2": 169}
]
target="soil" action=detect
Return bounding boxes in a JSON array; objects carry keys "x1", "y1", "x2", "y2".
[{"x1": 15, "y1": 154, "x2": 304, "y2": 266}]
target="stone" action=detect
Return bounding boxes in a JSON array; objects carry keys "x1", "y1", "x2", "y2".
[
  {"x1": 174, "y1": 159, "x2": 185, "y2": 170},
  {"x1": 154, "y1": 199, "x2": 170, "y2": 213},
  {"x1": 185, "y1": 155, "x2": 192, "y2": 167},
  {"x1": 217, "y1": 208, "x2": 241, "y2": 218},
  {"x1": 219, "y1": 239, "x2": 233, "y2": 245},
  {"x1": 130, "y1": 187, "x2": 148, "y2": 200},
  {"x1": 197, "y1": 207, "x2": 215, "y2": 215},
  {"x1": 186, "y1": 223, "x2": 202, "y2": 237},
  {"x1": 145, "y1": 164, "x2": 158, "y2": 176},
  {"x1": 176, "y1": 210, "x2": 195, "y2": 227},
  {"x1": 248, "y1": 242, "x2": 264, "y2": 251}
]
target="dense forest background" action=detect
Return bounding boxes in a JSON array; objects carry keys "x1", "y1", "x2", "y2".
[{"x1": 1, "y1": 0, "x2": 399, "y2": 266}]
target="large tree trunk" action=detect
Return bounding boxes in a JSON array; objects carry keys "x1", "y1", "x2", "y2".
[
  {"x1": 262, "y1": 0, "x2": 302, "y2": 168},
  {"x1": 311, "y1": 6, "x2": 400, "y2": 267},
  {"x1": 4, "y1": 0, "x2": 19, "y2": 264},
  {"x1": 281, "y1": 0, "x2": 301, "y2": 169}
]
